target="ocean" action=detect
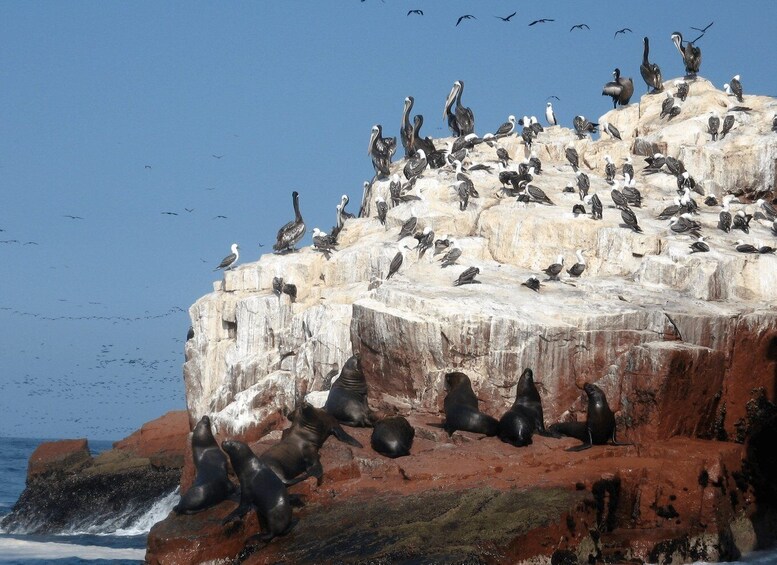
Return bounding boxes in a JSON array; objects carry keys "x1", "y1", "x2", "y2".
[{"x1": 0, "y1": 437, "x2": 178, "y2": 565}]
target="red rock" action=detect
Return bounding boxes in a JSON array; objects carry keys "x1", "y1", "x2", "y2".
[
  {"x1": 113, "y1": 410, "x2": 189, "y2": 468},
  {"x1": 27, "y1": 439, "x2": 92, "y2": 479}
]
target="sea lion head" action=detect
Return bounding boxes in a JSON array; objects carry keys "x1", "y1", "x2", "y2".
[
  {"x1": 220, "y1": 439, "x2": 252, "y2": 466},
  {"x1": 192, "y1": 415, "x2": 215, "y2": 443},
  {"x1": 445, "y1": 371, "x2": 470, "y2": 390}
]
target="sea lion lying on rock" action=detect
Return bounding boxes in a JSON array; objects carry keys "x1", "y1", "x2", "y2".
[
  {"x1": 550, "y1": 383, "x2": 633, "y2": 451},
  {"x1": 442, "y1": 372, "x2": 499, "y2": 437},
  {"x1": 371, "y1": 416, "x2": 415, "y2": 458},
  {"x1": 173, "y1": 415, "x2": 235, "y2": 514},
  {"x1": 260, "y1": 402, "x2": 362, "y2": 486}
]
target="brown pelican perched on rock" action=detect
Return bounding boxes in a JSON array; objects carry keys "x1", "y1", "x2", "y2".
[
  {"x1": 671, "y1": 32, "x2": 702, "y2": 76},
  {"x1": 415, "y1": 226, "x2": 435, "y2": 258},
  {"x1": 601, "y1": 121, "x2": 622, "y2": 140},
  {"x1": 443, "y1": 80, "x2": 475, "y2": 137},
  {"x1": 273, "y1": 191, "x2": 306, "y2": 254},
  {"x1": 602, "y1": 68, "x2": 634, "y2": 109},
  {"x1": 368, "y1": 125, "x2": 393, "y2": 178},
  {"x1": 604, "y1": 155, "x2": 616, "y2": 184},
  {"x1": 337, "y1": 194, "x2": 355, "y2": 229},
  {"x1": 411, "y1": 115, "x2": 445, "y2": 168},
  {"x1": 214, "y1": 243, "x2": 239, "y2": 271},
  {"x1": 400, "y1": 96, "x2": 415, "y2": 158},
  {"x1": 640, "y1": 37, "x2": 663, "y2": 93}
]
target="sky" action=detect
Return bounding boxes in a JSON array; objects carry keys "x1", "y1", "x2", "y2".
[{"x1": 1, "y1": 1, "x2": 776, "y2": 441}]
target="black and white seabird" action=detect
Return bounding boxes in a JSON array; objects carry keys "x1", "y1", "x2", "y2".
[
  {"x1": 718, "y1": 196, "x2": 733, "y2": 232},
  {"x1": 675, "y1": 80, "x2": 689, "y2": 101},
  {"x1": 735, "y1": 240, "x2": 758, "y2": 254},
  {"x1": 621, "y1": 206, "x2": 642, "y2": 232},
  {"x1": 720, "y1": 115, "x2": 735, "y2": 138},
  {"x1": 611, "y1": 187, "x2": 628, "y2": 209},
  {"x1": 214, "y1": 243, "x2": 239, "y2": 271},
  {"x1": 729, "y1": 75, "x2": 744, "y2": 103},
  {"x1": 772, "y1": 115, "x2": 777, "y2": 133},
  {"x1": 434, "y1": 236, "x2": 451, "y2": 256},
  {"x1": 622, "y1": 156, "x2": 634, "y2": 181},
  {"x1": 526, "y1": 183, "x2": 555, "y2": 206},
  {"x1": 400, "y1": 96, "x2": 415, "y2": 158},
  {"x1": 403, "y1": 148, "x2": 427, "y2": 180},
  {"x1": 543, "y1": 255, "x2": 564, "y2": 281},
  {"x1": 708, "y1": 114, "x2": 720, "y2": 141},
  {"x1": 563, "y1": 182, "x2": 576, "y2": 194},
  {"x1": 772, "y1": 220, "x2": 777, "y2": 236},
  {"x1": 689, "y1": 236, "x2": 710, "y2": 253},
  {"x1": 671, "y1": 32, "x2": 702, "y2": 76},
  {"x1": 604, "y1": 155, "x2": 616, "y2": 184},
  {"x1": 601, "y1": 121, "x2": 622, "y2": 140},
  {"x1": 338, "y1": 194, "x2": 355, "y2": 228},
  {"x1": 494, "y1": 115, "x2": 516, "y2": 137},
  {"x1": 640, "y1": 37, "x2": 663, "y2": 93},
  {"x1": 565, "y1": 143, "x2": 579, "y2": 171},
  {"x1": 386, "y1": 246, "x2": 404, "y2": 279},
  {"x1": 576, "y1": 171, "x2": 590, "y2": 201},
  {"x1": 602, "y1": 68, "x2": 634, "y2": 109},
  {"x1": 439, "y1": 244, "x2": 462, "y2": 268},
  {"x1": 375, "y1": 197, "x2": 388, "y2": 226},
  {"x1": 273, "y1": 191, "x2": 306, "y2": 254},
  {"x1": 586, "y1": 193, "x2": 603, "y2": 220},
  {"x1": 529, "y1": 116, "x2": 544, "y2": 135},
  {"x1": 415, "y1": 226, "x2": 435, "y2": 258},
  {"x1": 573, "y1": 115, "x2": 598, "y2": 138},
  {"x1": 443, "y1": 80, "x2": 475, "y2": 137},
  {"x1": 660, "y1": 94, "x2": 675, "y2": 119},
  {"x1": 521, "y1": 276, "x2": 541, "y2": 292},
  {"x1": 272, "y1": 276, "x2": 284, "y2": 297},
  {"x1": 545, "y1": 102, "x2": 557, "y2": 126},
  {"x1": 496, "y1": 147, "x2": 510, "y2": 167},
  {"x1": 669, "y1": 214, "x2": 701, "y2": 237},
  {"x1": 758, "y1": 242, "x2": 776, "y2": 254},
  {"x1": 623, "y1": 179, "x2": 642, "y2": 208},
  {"x1": 756, "y1": 199, "x2": 777, "y2": 220},
  {"x1": 572, "y1": 203, "x2": 587, "y2": 217},
  {"x1": 566, "y1": 249, "x2": 586, "y2": 277},
  {"x1": 454, "y1": 180, "x2": 470, "y2": 211},
  {"x1": 312, "y1": 228, "x2": 338, "y2": 259},
  {"x1": 732, "y1": 209, "x2": 752, "y2": 234},
  {"x1": 454, "y1": 266, "x2": 481, "y2": 286},
  {"x1": 398, "y1": 216, "x2": 418, "y2": 240},
  {"x1": 657, "y1": 198, "x2": 683, "y2": 220}
]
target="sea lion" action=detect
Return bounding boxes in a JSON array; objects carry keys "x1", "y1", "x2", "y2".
[
  {"x1": 442, "y1": 372, "x2": 499, "y2": 437},
  {"x1": 498, "y1": 368, "x2": 555, "y2": 447},
  {"x1": 260, "y1": 402, "x2": 362, "y2": 486},
  {"x1": 173, "y1": 415, "x2": 235, "y2": 514},
  {"x1": 221, "y1": 440, "x2": 298, "y2": 543},
  {"x1": 549, "y1": 383, "x2": 632, "y2": 452},
  {"x1": 324, "y1": 354, "x2": 374, "y2": 427},
  {"x1": 371, "y1": 416, "x2": 415, "y2": 458}
]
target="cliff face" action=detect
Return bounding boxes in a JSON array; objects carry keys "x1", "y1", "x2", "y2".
[{"x1": 163, "y1": 77, "x2": 777, "y2": 563}]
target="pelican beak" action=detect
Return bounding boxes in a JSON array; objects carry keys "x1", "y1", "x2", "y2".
[
  {"x1": 671, "y1": 33, "x2": 683, "y2": 55},
  {"x1": 368, "y1": 128, "x2": 378, "y2": 156},
  {"x1": 443, "y1": 84, "x2": 457, "y2": 119}
]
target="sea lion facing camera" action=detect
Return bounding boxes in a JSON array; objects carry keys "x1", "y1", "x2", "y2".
[
  {"x1": 324, "y1": 354, "x2": 374, "y2": 427},
  {"x1": 173, "y1": 415, "x2": 234, "y2": 514},
  {"x1": 442, "y1": 372, "x2": 499, "y2": 437},
  {"x1": 260, "y1": 402, "x2": 362, "y2": 486},
  {"x1": 371, "y1": 416, "x2": 415, "y2": 458},
  {"x1": 550, "y1": 383, "x2": 632, "y2": 452},
  {"x1": 221, "y1": 440, "x2": 298, "y2": 543},
  {"x1": 498, "y1": 368, "x2": 552, "y2": 447}
]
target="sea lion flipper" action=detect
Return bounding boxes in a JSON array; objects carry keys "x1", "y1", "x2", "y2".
[
  {"x1": 565, "y1": 442, "x2": 593, "y2": 452},
  {"x1": 332, "y1": 424, "x2": 364, "y2": 448},
  {"x1": 537, "y1": 429, "x2": 563, "y2": 439},
  {"x1": 289, "y1": 494, "x2": 305, "y2": 508},
  {"x1": 222, "y1": 502, "x2": 251, "y2": 525}
]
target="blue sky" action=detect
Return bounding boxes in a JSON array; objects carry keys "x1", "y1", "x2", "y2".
[{"x1": 1, "y1": 1, "x2": 775, "y2": 440}]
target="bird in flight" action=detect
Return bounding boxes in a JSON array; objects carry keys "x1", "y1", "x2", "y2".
[
  {"x1": 495, "y1": 12, "x2": 516, "y2": 22},
  {"x1": 546, "y1": 95, "x2": 561, "y2": 101},
  {"x1": 456, "y1": 14, "x2": 476, "y2": 26},
  {"x1": 161, "y1": 211, "x2": 179, "y2": 216},
  {"x1": 529, "y1": 18, "x2": 554, "y2": 26},
  {"x1": 690, "y1": 21, "x2": 714, "y2": 34},
  {"x1": 64, "y1": 215, "x2": 84, "y2": 220},
  {"x1": 614, "y1": 27, "x2": 632, "y2": 38},
  {"x1": 407, "y1": 9, "x2": 423, "y2": 16},
  {"x1": 212, "y1": 154, "x2": 224, "y2": 159},
  {"x1": 570, "y1": 23, "x2": 590, "y2": 31},
  {"x1": 184, "y1": 208, "x2": 194, "y2": 213},
  {"x1": 212, "y1": 215, "x2": 228, "y2": 220}
]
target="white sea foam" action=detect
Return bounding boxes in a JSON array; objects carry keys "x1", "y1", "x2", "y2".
[{"x1": 0, "y1": 537, "x2": 145, "y2": 560}]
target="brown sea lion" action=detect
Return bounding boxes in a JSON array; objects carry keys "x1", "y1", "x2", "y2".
[
  {"x1": 173, "y1": 415, "x2": 235, "y2": 514},
  {"x1": 260, "y1": 402, "x2": 362, "y2": 485},
  {"x1": 550, "y1": 383, "x2": 632, "y2": 451},
  {"x1": 442, "y1": 372, "x2": 499, "y2": 437},
  {"x1": 324, "y1": 354, "x2": 374, "y2": 427}
]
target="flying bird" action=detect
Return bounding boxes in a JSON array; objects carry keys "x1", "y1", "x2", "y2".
[
  {"x1": 495, "y1": 11, "x2": 516, "y2": 22},
  {"x1": 529, "y1": 18, "x2": 554, "y2": 26},
  {"x1": 212, "y1": 215, "x2": 228, "y2": 220},
  {"x1": 64, "y1": 215, "x2": 84, "y2": 220},
  {"x1": 614, "y1": 28, "x2": 632, "y2": 38},
  {"x1": 161, "y1": 211, "x2": 178, "y2": 216},
  {"x1": 212, "y1": 154, "x2": 224, "y2": 159},
  {"x1": 690, "y1": 21, "x2": 714, "y2": 34},
  {"x1": 570, "y1": 24, "x2": 590, "y2": 31},
  {"x1": 407, "y1": 9, "x2": 423, "y2": 16},
  {"x1": 456, "y1": 15, "x2": 476, "y2": 26}
]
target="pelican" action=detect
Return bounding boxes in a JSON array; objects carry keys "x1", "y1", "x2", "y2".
[
  {"x1": 368, "y1": 125, "x2": 391, "y2": 178},
  {"x1": 566, "y1": 250, "x2": 586, "y2": 277},
  {"x1": 443, "y1": 80, "x2": 475, "y2": 137},
  {"x1": 671, "y1": 32, "x2": 702, "y2": 76},
  {"x1": 400, "y1": 96, "x2": 415, "y2": 157},
  {"x1": 545, "y1": 102, "x2": 557, "y2": 126},
  {"x1": 622, "y1": 156, "x2": 634, "y2": 180},
  {"x1": 411, "y1": 115, "x2": 441, "y2": 167},
  {"x1": 640, "y1": 37, "x2": 663, "y2": 93},
  {"x1": 338, "y1": 194, "x2": 355, "y2": 228},
  {"x1": 214, "y1": 243, "x2": 239, "y2": 271},
  {"x1": 602, "y1": 68, "x2": 634, "y2": 109},
  {"x1": 675, "y1": 80, "x2": 689, "y2": 101},
  {"x1": 273, "y1": 191, "x2": 306, "y2": 253}
]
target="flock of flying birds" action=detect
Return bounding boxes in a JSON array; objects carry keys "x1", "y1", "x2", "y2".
[{"x1": 213, "y1": 23, "x2": 777, "y2": 296}]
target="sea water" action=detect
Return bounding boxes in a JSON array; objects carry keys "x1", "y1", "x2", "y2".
[{"x1": 0, "y1": 437, "x2": 178, "y2": 565}]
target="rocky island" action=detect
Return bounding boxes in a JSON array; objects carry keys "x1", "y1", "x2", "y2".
[{"x1": 6, "y1": 77, "x2": 777, "y2": 564}]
